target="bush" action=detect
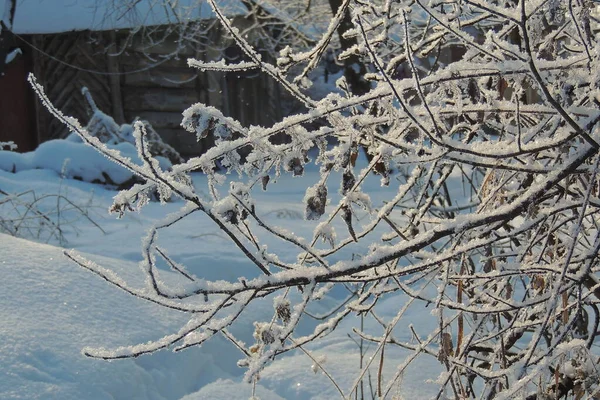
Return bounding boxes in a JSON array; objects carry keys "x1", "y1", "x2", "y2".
[
  {"x1": 31, "y1": 1, "x2": 600, "y2": 398},
  {"x1": 0, "y1": 184, "x2": 104, "y2": 245},
  {"x1": 0, "y1": 144, "x2": 104, "y2": 245}
]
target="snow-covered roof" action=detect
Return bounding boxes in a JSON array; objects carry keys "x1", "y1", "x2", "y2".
[{"x1": 5, "y1": 0, "x2": 246, "y2": 34}]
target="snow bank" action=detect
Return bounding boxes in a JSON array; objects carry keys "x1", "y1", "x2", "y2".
[
  {"x1": 180, "y1": 379, "x2": 284, "y2": 400},
  {"x1": 0, "y1": 162, "x2": 442, "y2": 399},
  {"x1": 0, "y1": 233, "x2": 244, "y2": 400},
  {"x1": 0, "y1": 139, "x2": 171, "y2": 185}
]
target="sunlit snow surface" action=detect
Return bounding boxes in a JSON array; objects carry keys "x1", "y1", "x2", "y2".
[{"x1": 0, "y1": 165, "x2": 442, "y2": 399}]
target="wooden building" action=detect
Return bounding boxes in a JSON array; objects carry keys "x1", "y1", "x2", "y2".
[{"x1": 1, "y1": 8, "x2": 284, "y2": 157}]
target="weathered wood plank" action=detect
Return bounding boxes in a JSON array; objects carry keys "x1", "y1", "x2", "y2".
[
  {"x1": 156, "y1": 128, "x2": 207, "y2": 157},
  {"x1": 124, "y1": 110, "x2": 184, "y2": 129},
  {"x1": 107, "y1": 31, "x2": 125, "y2": 124},
  {"x1": 123, "y1": 87, "x2": 199, "y2": 112},
  {"x1": 31, "y1": 35, "x2": 45, "y2": 144},
  {"x1": 122, "y1": 67, "x2": 200, "y2": 88},
  {"x1": 128, "y1": 33, "x2": 197, "y2": 57}
]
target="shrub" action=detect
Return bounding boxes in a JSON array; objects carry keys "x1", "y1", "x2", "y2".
[{"x1": 31, "y1": 0, "x2": 600, "y2": 398}]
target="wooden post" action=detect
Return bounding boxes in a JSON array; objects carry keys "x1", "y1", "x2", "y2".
[
  {"x1": 107, "y1": 31, "x2": 125, "y2": 124},
  {"x1": 31, "y1": 35, "x2": 45, "y2": 145}
]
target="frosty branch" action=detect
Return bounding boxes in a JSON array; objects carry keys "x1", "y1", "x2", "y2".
[{"x1": 32, "y1": 0, "x2": 600, "y2": 398}]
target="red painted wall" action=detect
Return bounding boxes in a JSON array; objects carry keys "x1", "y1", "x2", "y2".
[{"x1": 0, "y1": 49, "x2": 37, "y2": 152}]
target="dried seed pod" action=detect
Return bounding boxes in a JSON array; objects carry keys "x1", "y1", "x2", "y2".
[
  {"x1": 532, "y1": 275, "x2": 545, "y2": 292},
  {"x1": 341, "y1": 169, "x2": 356, "y2": 195},
  {"x1": 349, "y1": 150, "x2": 358, "y2": 167},
  {"x1": 438, "y1": 332, "x2": 454, "y2": 363},
  {"x1": 223, "y1": 209, "x2": 238, "y2": 225},
  {"x1": 304, "y1": 184, "x2": 327, "y2": 220},
  {"x1": 505, "y1": 281, "x2": 512, "y2": 300},
  {"x1": 285, "y1": 157, "x2": 304, "y2": 176},
  {"x1": 249, "y1": 345, "x2": 260, "y2": 354},
  {"x1": 254, "y1": 322, "x2": 277, "y2": 346},
  {"x1": 276, "y1": 301, "x2": 292, "y2": 324},
  {"x1": 573, "y1": 309, "x2": 589, "y2": 338},
  {"x1": 483, "y1": 258, "x2": 496, "y2": 273},
  {"x1": 260, "y1": 328, "x2": 276, "y2": 345},
  {"x1": 409, "y1": 225, "x2": 419, "y2": 237},
  {"x1": 341, "y1": 205, "x2": 357, "y2": 242},
  {"x1": 374, "y1": 161, "x2": 390, "y2": 186},
  {"x1": 109, "y1": 202, "x2": 134, "y2": 218},
  {"x1": 341, "y1": 149, "x2": 358, "y2": 169},
  {"x1": 261, "y1": 175, "x2": 270, "y2": 191},
  {"x1": 467, "y1": 78, "x2": 481, "y2": 103}
]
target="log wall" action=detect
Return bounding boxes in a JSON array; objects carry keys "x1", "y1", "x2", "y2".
[{"x1": 26, "y1": 21, "x2": 285, "y2": 158}]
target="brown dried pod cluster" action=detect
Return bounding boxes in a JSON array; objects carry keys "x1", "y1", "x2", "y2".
[{"x1": 305, "y1": 184, "x2": 327, "y2": 220}]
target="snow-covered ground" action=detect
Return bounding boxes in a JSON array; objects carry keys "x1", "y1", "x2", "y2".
[{"x1": 0, "y1": 149, "x2": 442, "y2": 399}]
